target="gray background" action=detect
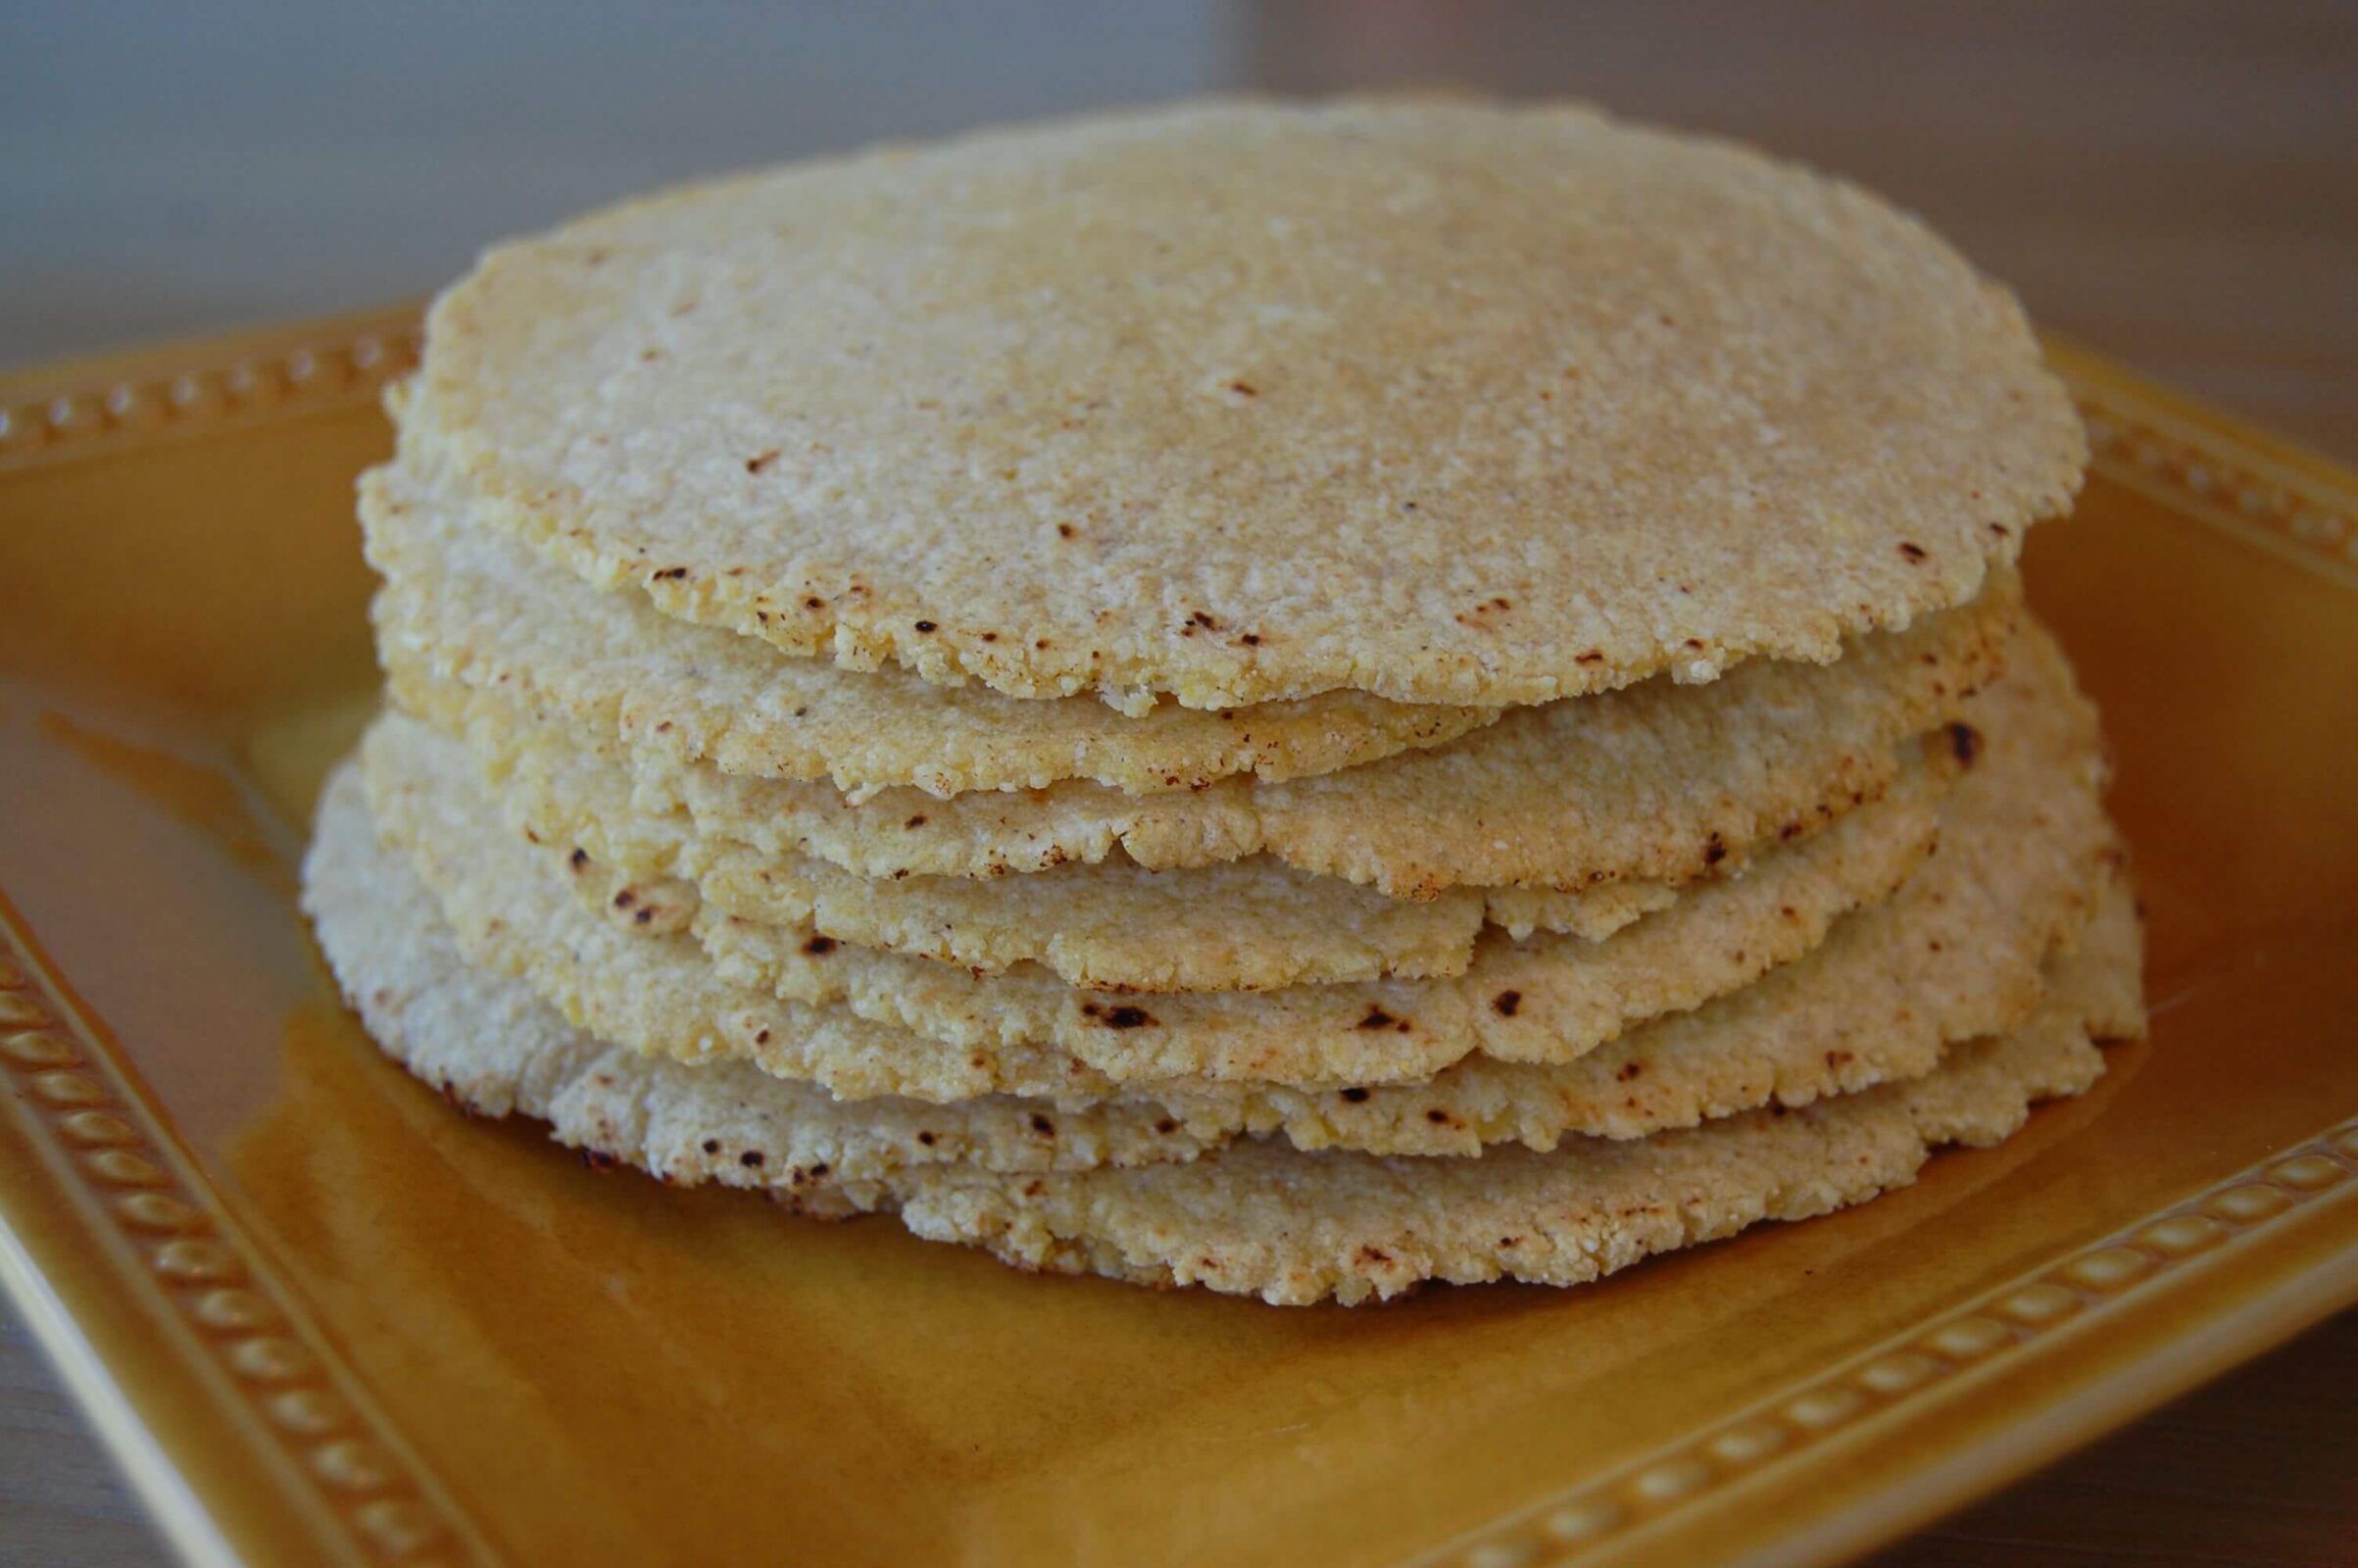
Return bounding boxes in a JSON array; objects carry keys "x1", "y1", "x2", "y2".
[{"x1": 1, "y1": 1, "x2": 1227, "y2": 361}]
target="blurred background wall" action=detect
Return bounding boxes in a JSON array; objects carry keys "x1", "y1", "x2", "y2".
[{"x1": 4, "y1": 1, "x2": 2354, "y2": 453}]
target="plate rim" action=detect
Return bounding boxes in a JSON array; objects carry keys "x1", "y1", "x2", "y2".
[
  {"x1": 0, "y1": 306, "x2": 2353, "y2": 1568},
  {"x1": 0, "y1": 887, "x2": 495, "y2": 1567}
]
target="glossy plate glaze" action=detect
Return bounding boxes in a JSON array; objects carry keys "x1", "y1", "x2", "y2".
[{"x1": 0, "y1": 309, "x2": 2353, "y2": 1568}]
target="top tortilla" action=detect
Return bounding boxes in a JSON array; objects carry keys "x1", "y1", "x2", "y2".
[{"x1": 402, "y1": 96, "x2": 2083, "y2": 712}]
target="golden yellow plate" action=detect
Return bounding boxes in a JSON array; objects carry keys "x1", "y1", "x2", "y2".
[{"x1": 1, "y1": 309, "x2": 2353, "y2": 1568}]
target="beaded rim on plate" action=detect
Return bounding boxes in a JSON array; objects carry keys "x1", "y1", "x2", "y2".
[{"x1": 0, "y1": 897, "x2": 489, "y2": 1567}]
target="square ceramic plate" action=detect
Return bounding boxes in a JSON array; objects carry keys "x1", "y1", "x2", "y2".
[{"x1": 0, "y1": 308, "x2": 2353, "y2": 1568}]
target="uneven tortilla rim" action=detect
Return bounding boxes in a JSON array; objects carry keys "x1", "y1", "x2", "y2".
[
  {"x1": 482, "y1": 699, "x2": 1951, "y2": 993},
  {"x1": 306, "y1": 753, "x2": 2121, "y2": 1186},
  {"x1": 386, "y1": 570, "x2": 2021, "y2": 902},
  {"x1": 362, "y1": 455, "x2": 1508, "y2": 797},
  {"x1": 332, "y1": 877, "x2": 2134, "y2": 1304},
  {"x1": 299, "y1": 776, "x2": 1223, "y2": 1179},
  {"x1": 304, "y1": 722, "x2": 2143, "y2": 1303},
  {"x1": 358, "y1": 713, "x2": 1974, "y2": 1100},
  {"x1": 347, "y1": 618, "x2": 2114, "y2": 1115},
  {"x1": 403, "y1": 97, "x2": 2086, "y2": 710}
]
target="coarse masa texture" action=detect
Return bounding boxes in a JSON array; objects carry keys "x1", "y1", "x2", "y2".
[
  {"x1": 398, "y1": 97, "x2": 2084, "y2": 711},
  {"x1": 360, "y1": 712, "x2": 1924, "y2": 1093},
  {"x1": 397, "y1": 575, "x2": 2020, "y2": 897},
  {"x1": 441, "y1": 695, "x2": 1951, "y2": 991},
  {"x1": 304, "y1": 767, "x2": 1216, "y2": 1178},
  {"x1": 303, "y1": 91, "x2": 2136, "y2": 1308},
  {"x1": 350, "y1": 624, "x2": 2116, "y2": 1142},
  {"x1": 365, "y1": 462, "x2": 1498, "y2": 799},
  {"x1": 310, "y1": 771, "x2": 2143, "y2": 1302}
]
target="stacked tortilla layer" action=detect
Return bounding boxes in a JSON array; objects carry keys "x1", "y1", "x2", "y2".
[{"x1": 304, "y1": 99, "x2": 2143, "y2": 1304}]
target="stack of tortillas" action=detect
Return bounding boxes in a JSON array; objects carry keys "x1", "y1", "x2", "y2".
[{"x1": 304, "y1": 98, "x2": 2145, "y2": 1305}]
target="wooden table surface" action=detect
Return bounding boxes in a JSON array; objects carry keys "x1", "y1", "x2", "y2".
[{"x1": 2, "y1": 2, "x2": 2353, "y2": 1562}]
